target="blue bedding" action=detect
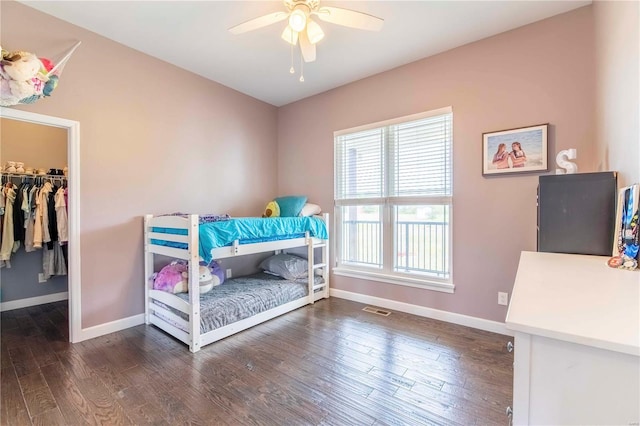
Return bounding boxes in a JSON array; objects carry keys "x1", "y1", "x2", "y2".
[{"x1": 152, "y1": 216, "x2": 328, "y2": 263}]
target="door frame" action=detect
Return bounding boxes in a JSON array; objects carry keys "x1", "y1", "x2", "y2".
[{"x1": 0, "y1": 107, "x2": 81, "y2": 342}]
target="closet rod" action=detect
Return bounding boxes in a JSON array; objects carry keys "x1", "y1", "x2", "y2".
[{"x1": 0, "y1": 172, "x2": 67, "y2": 180}]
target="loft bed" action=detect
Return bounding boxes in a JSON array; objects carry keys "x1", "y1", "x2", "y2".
[{"x1": 143, "y1": 213, "x2": 330, "y2": 352}]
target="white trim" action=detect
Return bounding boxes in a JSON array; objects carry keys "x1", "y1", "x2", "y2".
[
  {"x1": 334, "y1": 106, "x2": 453, "y2": 136},
  {"x1": 0, "y1": 292, "x2": 68, "y2": 312},
  {"x1": 333, "y1": 267, "x2": 454, "y2": 293},
  {"x1": 1, "y1": 107, "x2": 82, "y2": 343},
  {"x1": 330, "y1": 288, "x2": 512, "y2": 336},
  {"x1": 75, "y1": 314, "x2": 145, "y2": 342}
]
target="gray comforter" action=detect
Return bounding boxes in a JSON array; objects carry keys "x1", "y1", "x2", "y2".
[{"x1": 165, "y1": 273, "x2": 316, "y2": 334}]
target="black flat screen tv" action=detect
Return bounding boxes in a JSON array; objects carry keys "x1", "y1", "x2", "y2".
[{"x1": 538, "y1": 172, "x2": 617, "y2": 256}]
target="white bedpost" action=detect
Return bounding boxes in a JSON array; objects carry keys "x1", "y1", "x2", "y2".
[
  {"x1": 323, "y1": 213, "x2": 330, "y2": 299},
  {"x1": 307, "y1": 232, "x2": 314, "y2": 305},
  {"x1": 143, "y1": 215, "x2": 154, "y2": 324},
  {"x1": 188, "y1": 214, "x2": 201, "y2": 353}
]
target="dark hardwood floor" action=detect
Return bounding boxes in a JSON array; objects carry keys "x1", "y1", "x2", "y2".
[{"x1": 1, "y1": 298, "x2": 513, "y2": 425}]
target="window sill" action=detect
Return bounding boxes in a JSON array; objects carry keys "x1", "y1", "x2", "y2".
[{"x1": 333, "y1": 267, "x2": 455, "y2": 294}]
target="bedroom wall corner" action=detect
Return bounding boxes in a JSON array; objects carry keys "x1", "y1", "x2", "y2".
[{"x1": 593, "y1": 0, "x2": 640, "y2": 187}]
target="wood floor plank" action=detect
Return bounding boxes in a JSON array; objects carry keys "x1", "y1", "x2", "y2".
[
  {"x1": 26, "y1": 335, "x2": 60, "y2": 368},
  {"x1": 222, "y1": 377, "x2": 312, "y2": 425},
  {"x1": 8, "y1": 346, "x2": 39, "y2": 378},
  {"x1": 17, "y1": 370, "x2": 48, "y2": 394},
  {"x1": 55, "y1": 346, "x2": 94, "y2": 381},
  {"x1": 120, "y1": 403, "x2": 171, "y2": 426},
  {"x1": 31, "y1": 407, "x2": 67, "y2": 426},
  {"x1": 367, "y1": 389, "x2": 461, "y2": 426},
  {"x1": 22, "y1": 386, "x2": 58, "y2": 418},
  {"x1": 74, "y1": 371, "x2": 134, "y2": 426},
  {"x1": 142, "y1": 378, "x2": 207, "y2": 425},
  {"x1": 1, "y1": 367, "x2": 31, "y2": 426},
  {"x1": 40, "y1": 363, "x2": 98, "y2": 426},
  {"x1": 203, "y1": 383, "x2": 273, "y2": 426},
  {"x1": 171, "y1": 381, "x2": 231, "y2": 425}
]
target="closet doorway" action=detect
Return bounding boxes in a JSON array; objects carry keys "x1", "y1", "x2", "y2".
[{"x1": 0, "y1": 108, "x2": 80, "y2": 343}]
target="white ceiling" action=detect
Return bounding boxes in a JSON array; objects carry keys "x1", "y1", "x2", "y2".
[{"x1": 20, "y1": 1, "x2": 590, "y2": 106}]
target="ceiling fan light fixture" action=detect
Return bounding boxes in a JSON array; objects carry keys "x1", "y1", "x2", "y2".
[
  {"x1": 306, "y1": 19, "x2": 324, "y2": 44},
  {"x1": 229, "y1": 0, "x2": 384, "y2": 81},
  {"x1": 289, "y1": 9, "x2": 307, "y2": 32},
  {"x1": 281, "y1": 25, "x2": 298, "y2": 45}
]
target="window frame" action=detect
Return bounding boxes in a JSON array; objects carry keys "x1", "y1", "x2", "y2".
[{"x1": 333, "y1": 107, "x2": 454, "y2": 293}]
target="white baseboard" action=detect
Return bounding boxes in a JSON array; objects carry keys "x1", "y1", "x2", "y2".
[
  {"x1": 0, "y1": 292, "x2": 68, "y2": 312},
  {"x1": 330, "y1": 289, "x2": 513, "y2": 336},
  {"x1": 75, "y1": 314, "x2": 145, "y2": 343}
]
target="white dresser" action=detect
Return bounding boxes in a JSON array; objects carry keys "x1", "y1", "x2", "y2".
[{"x1": 506, "y1": 251, "x2": 640, "y2": 425}]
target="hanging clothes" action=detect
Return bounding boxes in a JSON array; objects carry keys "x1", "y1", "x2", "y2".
[
  {"x1": 42, "y1": 242, "x2": 67, "y2": 279},
  {"x1": 33, "y1": 181, "x2": 53, "y2": 249},
  {"x1": 55, "y1": 186, "x2": 68, "y2": 244},
  {"x1": 47, "y1": 187, "x2": 58, "y2": 249},
  {"x1": 12, "y1": 182, "x2": 25, "y2": 246},
  {"x1": 24, "y1": 184, "x2": 38, "y2": 252},
  {"x1": 0, "y1": 183, "x2": 18, "y2": 267},
  {"x1": 0, "y1": 175, "x2": 68, "y2": 273}
]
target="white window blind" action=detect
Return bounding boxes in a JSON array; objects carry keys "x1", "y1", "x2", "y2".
[
  {"x1": 335, "y1": 128, "x2": 384, "y2": 200},
  {"x1": 389, "y1": 114, "x2": 452, "y2": 198},
  {"x1": 336, "y1": 113, "x2": 452, "y2": 201}
]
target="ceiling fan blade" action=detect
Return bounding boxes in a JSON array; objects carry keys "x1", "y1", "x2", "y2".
[
  {"x1": 315, "y1": 7, "x2": 384, "y2": 31},
  {"x1": 299, "y1": 29, "x2": 316, "y2": 63},
  {"x1": 228, "y1": 11, "x2": 288, "y2": 34}
]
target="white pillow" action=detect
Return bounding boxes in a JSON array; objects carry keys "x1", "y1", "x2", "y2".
[{"x1": 299, "y1": 203, "x2": 321, "y2": 217}]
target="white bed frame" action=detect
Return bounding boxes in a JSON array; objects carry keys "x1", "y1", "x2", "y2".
[{"x1": 143, "y1": 213, "x2": 330, "y2": 352}]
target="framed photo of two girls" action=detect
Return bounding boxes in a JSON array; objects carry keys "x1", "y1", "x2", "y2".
[{"x1": 482, "y1": 123, "x2": 548, "y2": 176}]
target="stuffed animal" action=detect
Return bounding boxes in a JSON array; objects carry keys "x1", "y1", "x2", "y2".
[
  {"x1": 153, "y1": 261, "x2": 188, "y2": 294},
  {"x1": 0, "y1": 79, "x2": 19, "y2": 106},
  {"x1": 0, "y1": 49, "x2": 50, "y2": 105},
  {"x1": 181, "y1": 264, "x2": 222, "y2": 294},
  {"x1": 263, "y1": 200, "x2": 280, "y2": 218},
  {"x1": 153, "y1": 260, "x2": 224, "y2": 294},
  {"x1": 1, "y1": 51, "x2": 44, "y2": 82}
]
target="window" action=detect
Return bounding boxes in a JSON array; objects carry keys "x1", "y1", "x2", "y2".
[{"x1": 334, "y1": 107, "x2": 453, "y2": 292}]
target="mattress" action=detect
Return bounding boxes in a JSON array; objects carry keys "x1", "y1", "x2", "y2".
[
  {"x1": 152, "y1": 272, "x2": 321, "y2": 334},
  {"x1": 151, "y1": 216, "x2": 328, "y2": 263}
]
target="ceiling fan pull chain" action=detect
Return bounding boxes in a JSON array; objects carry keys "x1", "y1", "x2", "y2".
[
  {"x1": 299, "y1": 51, "x2": 304, "y2": 82},
  {"x1": 289, "y1": 27, "x2": 295, "y2": 74}
]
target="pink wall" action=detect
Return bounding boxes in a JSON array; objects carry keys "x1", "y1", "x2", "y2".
[
  {"x1": 2, "y1": 2, "x2": 278, "y2": 328},
  {"x1": 277, "y1": 7, "x2": 596, "y2": 322},
  {"x1": 594, "y1": 0, "x2": 639, "y2": 187},
  {"x1": 1, "y1": 118, "x2": 68, "y2": 169}
]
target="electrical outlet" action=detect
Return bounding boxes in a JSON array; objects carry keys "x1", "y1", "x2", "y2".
[
  {"x1": 498, "y1": 292, "x2": 509, "y2": 306},
  {"x1": 226, "y1": 269, "x2": 232, "y2": 279},
  {"x1": 38, "y1": 273, "x2": 47, "y2": 283}
]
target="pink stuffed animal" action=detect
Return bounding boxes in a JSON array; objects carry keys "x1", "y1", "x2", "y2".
[{"x1": 153, "y1": 261, "x2": 188, "y2": 294}]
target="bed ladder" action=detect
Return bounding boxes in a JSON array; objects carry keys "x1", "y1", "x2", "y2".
[{"x1": 306, "y1": 213, "x2": 330, "y2": 304}]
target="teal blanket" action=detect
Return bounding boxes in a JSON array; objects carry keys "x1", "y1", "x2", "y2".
[{"x1": 152, "y1": 217, "x2": 328, "y2": 263}]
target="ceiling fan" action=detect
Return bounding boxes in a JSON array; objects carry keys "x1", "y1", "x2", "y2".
[{"x1": 229, "y1": 0, "x2": 384, "y2": 64}]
